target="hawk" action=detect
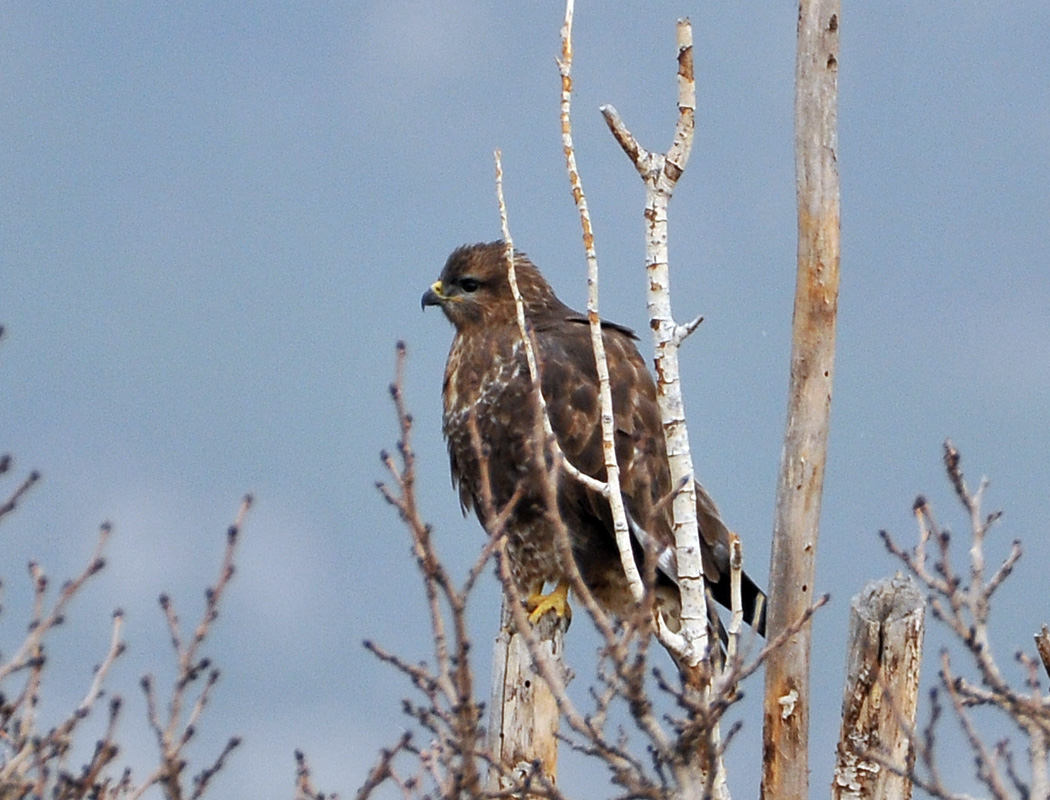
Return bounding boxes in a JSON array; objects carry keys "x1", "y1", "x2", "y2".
[{"x1": 422, "y1": 241, "x2": 766, "y2": 637}]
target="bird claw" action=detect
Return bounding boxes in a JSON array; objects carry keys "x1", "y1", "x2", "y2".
[{"x1": 526, "y1": 581, "x2": 572, "y2": 625}]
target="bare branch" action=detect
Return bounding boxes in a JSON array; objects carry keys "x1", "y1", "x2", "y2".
[
  {"x1": 0, "y1": 522, "x2": 112, "y2": 683},
  {"x1": 367, "y1": 346, "x2": 490, "y2": 799},
  {"x1": 354, "y1": 736, "x2": 409, "y2": 800},
  {"x1": 77, "y1": 609, "x2": 126, "y2": 716},
  {"x1": 0, "y1": 465, "x2": 41, "y2": 522},
  {"x1": 601, "y1": 16, "x2": 710, "y2": 673},
  {"x1": 673, "y1": 314, "x2": 704, "y2": 346},
  {"x1": 941, "y1": 651, "x2": 1012, "y2": 800},
  {"x1": 557, "y1": 0, "x2": 644, "y2": 609},
  {"x1": 0, "y1": 488, "x2": 244, "y2": 799},
  {"x1": 131, "y1": 496, "x2": 250, "y2": 800},
  {"x1": 880, "y1": 447, "x2": 1050, "y2": 799}
]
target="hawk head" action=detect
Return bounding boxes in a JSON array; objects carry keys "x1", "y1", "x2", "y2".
[{"x1": 421, "y1": 242, "x2": 567, "y2": 332}]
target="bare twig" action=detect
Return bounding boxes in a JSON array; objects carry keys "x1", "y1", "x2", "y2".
[
  {"x1": 880, "y1": 444, "x2": 1050, "y2": 799},
  {"x1": 368, "y1": 345, "x2": 492, "y2": 799},
  {"x1": 0, "y1": 561, "x2": 124, "y2": 795},
  {"x1": 557, "y1": 0, "x2": 643, "y2": 609},
  {"x1": 0, "y1": 465, "x2": 41, "y2": 522},
  {"x1": 353, "y1": 736, "x2": 408, "y2": 800},
  {"x1": 78, "y1": 609, "x2": 127, "y2": 715},
  {"x1": 0, "y1": 522, "x2": 112, "y2": 683},
  {"x1": 941, "y1": 650, "x2": 1011, "y2": 800},
  {"x1": 0, "y1": 497, "x2": 245, "y2": 799},
  {"x1": 132, "y1": 495, "x2": 250, "y2": 800}
]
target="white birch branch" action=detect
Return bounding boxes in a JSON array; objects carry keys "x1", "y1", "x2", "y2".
[
  {"x1": 494, "y1": 151, "x2": 607, "y2": 498},
  {"x1": 600, "y1": 18, "x2": 708, "y2": 670},
  {"x1": 557, "y1": 0, "x2": 643, "y2": 606},
  {"x1": 600, "y1": 19, "x2": 734, "y2": 800}
]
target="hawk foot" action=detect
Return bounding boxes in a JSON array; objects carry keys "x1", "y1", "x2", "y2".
[{"x1": 526, "y1": 581, "x2": 572, "y2": 625}]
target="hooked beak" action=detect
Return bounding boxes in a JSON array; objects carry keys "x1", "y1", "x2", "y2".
[{"x1": 421, "y1": 281, "x2": 444, "y2": 310}]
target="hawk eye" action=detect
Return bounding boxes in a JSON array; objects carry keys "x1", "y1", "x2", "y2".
[{"x1": 459, "y1": 277, "x2": 481, "y2": 293}]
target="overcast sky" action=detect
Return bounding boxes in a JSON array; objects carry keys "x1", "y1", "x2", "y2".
[{"x1": 2, "y1": 3, "x2": 1048, "y2": 798}]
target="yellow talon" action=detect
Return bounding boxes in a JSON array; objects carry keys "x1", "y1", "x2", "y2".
[{"x1": 526, "y1": 581, "x2": 572, "y2": 624}]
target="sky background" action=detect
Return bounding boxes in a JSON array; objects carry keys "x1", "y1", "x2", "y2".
[{"x1": 2, "y1": 3, "x2": 1048, "y2": 798}]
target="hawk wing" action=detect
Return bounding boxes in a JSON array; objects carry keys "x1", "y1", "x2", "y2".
[{"x1": 534, "y1": 313, "x2": 766, "y2": 634}]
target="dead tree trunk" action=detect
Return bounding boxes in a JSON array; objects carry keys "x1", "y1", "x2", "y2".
[
  {"x1": 761, "y1": 1, "x2": 841, "y2": 798},
  {"x1": 487, "y1": 598, "x2": 565, "y2": 794},
  {"x1": 832, "y1": 575, "x2": 926, "y2": 800}
]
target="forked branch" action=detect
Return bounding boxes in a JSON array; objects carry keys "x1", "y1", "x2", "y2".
[{"x1": 600, "y1": 18, "x2": 709, "y2": 671}]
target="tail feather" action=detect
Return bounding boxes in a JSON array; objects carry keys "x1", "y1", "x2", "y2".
[
  {"x1": 625, "y1": 508, "x2": 767, "y2": 637},
  {"x1": 709, "y1": 568, "x2": 767, "y2": 637}
]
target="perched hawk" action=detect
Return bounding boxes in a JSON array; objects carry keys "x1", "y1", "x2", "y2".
[{"x1": 423, "y1": 241, "x2": 765, "y2": 637}]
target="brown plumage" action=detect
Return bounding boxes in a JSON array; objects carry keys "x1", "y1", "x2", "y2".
[{"x1": 422, "y1": 241, "x2": 765, "y2": 636}]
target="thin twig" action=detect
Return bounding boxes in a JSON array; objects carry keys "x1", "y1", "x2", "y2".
[
  {"x1": 558, "y1": 0, "x2": 643, "y2": 607},
  {"x1": 0, "y1": 467, "x2": 41, "y2": 522}
]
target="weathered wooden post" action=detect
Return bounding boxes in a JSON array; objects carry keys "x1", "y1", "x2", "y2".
[
  {"x1": 487, "y1": 600, "x2": 565, "y2": 794},
  {"x1": 832, "y1": 574, "x2": 926, "y2": 800}
]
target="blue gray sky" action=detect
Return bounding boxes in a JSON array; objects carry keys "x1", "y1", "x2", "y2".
[{"x1": 2, "y1": 3, "x2": 1048, "y2": 797}]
